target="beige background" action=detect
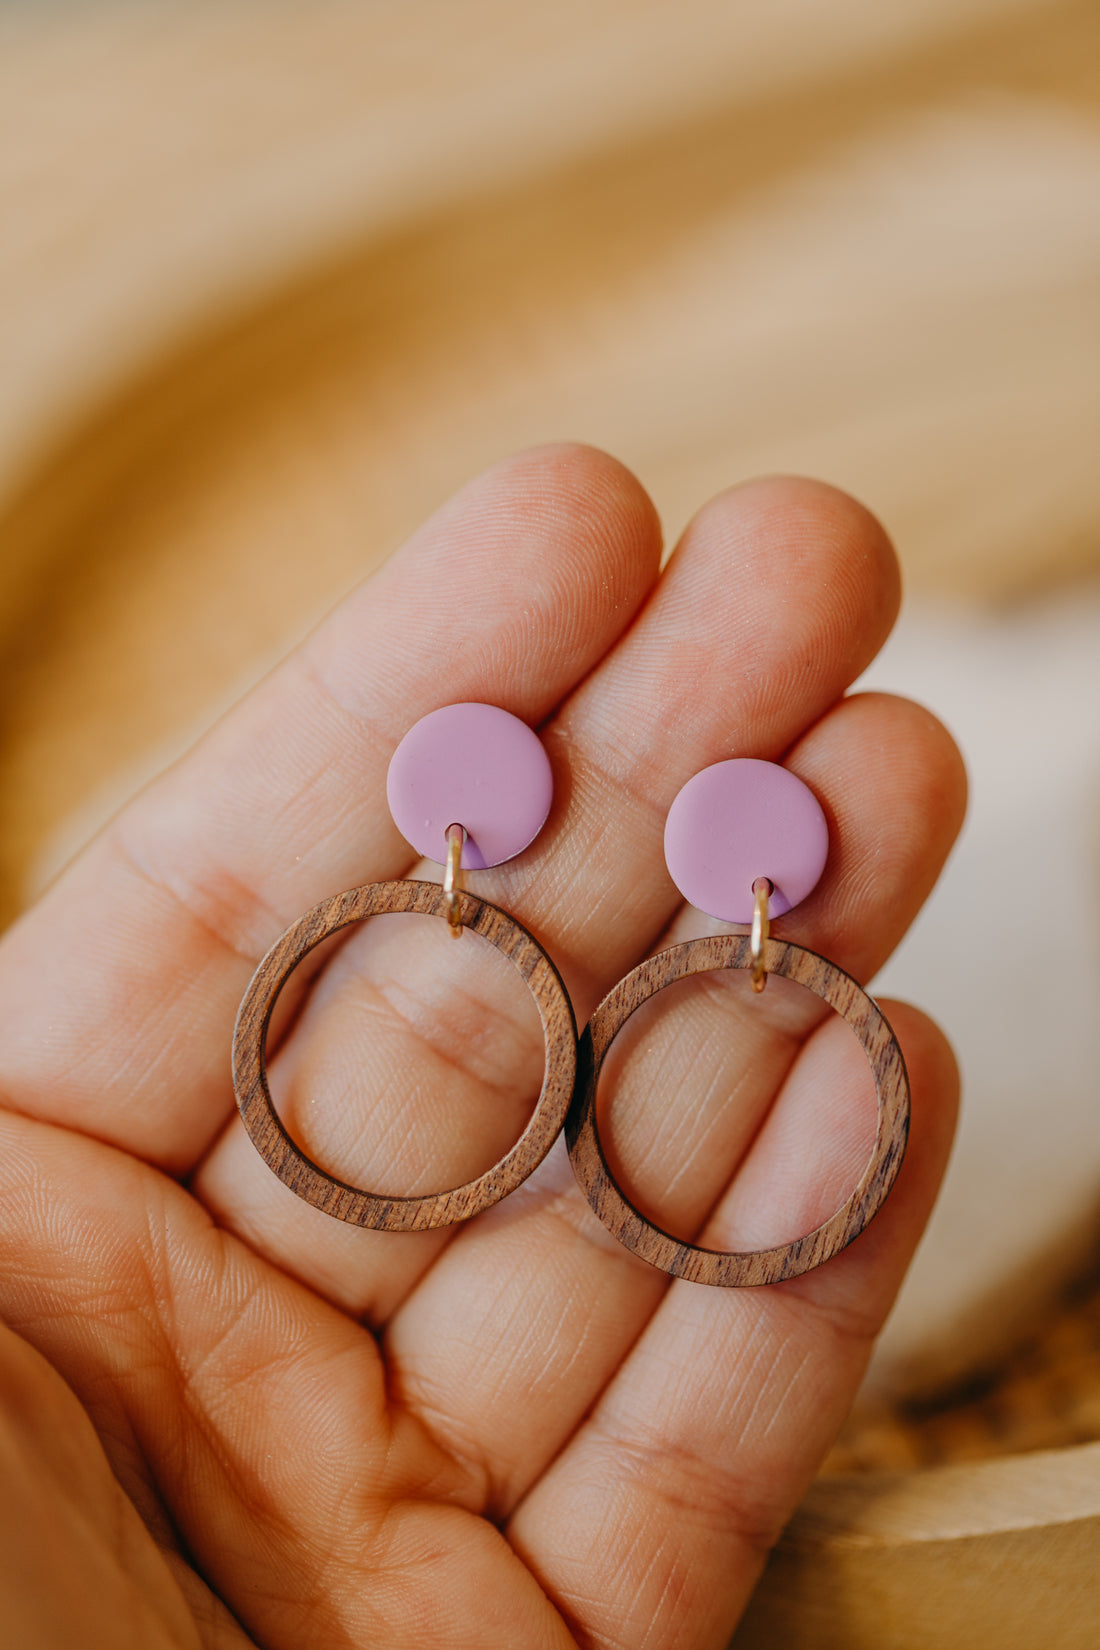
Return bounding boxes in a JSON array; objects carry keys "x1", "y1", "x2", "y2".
[{"x1": 1, "y1": 0, "x2": 1097, "y2": 890}]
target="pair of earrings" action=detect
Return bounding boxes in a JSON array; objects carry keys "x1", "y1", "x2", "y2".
[{"x1": 233, "y1": 703, "x2": 909, "y2": 1287}]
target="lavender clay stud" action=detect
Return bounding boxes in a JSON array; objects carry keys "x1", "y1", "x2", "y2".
[
  {"x1": 386, "y1": 701, "x2": 553, "y2": 871},
  {"x1": 664, "y1": 757, "x2": 829, "y2": 922}
]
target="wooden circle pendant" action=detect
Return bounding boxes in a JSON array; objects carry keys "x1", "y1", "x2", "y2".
[
  {"x1": 566, "y1": 933, "x2": 909, "y2": 1286},
  {"x1": 233, "y1": 879, "x2": 577, "y2": 1231}
]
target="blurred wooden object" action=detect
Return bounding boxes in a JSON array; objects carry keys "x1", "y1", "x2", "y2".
[
  {"x1": 735, "y1": 1445, "x2": 1100, "y2": 1649},
  {"x1": 830, "y1": 1264, "x2": 1100, "y2": 1473},
  {"x1": 1, "y1": 2, "x2": 1098, "y2": 1644}
]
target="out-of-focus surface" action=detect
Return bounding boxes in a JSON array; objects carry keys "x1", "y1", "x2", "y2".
[
  {"x1": 1, "y1": 0, "x2": 1098, "y2": 1463},
  {"x1": 736, "y1": 1442, "x2": 1100, "y2": 1650},
  {"x1": 854, "y1": 591, "x2": 1100, "y2": 1400}
]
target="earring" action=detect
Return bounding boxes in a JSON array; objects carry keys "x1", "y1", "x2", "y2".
[
  {"x1": 233, "y1": 703, "x2": 576, "y2": 1231},
  {"x1": 567, "y1": 758, "x2": 909, "y2": 1285}
]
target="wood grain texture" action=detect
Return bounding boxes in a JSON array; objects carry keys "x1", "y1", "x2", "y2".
[
  {"x1": 567, "y1": 935, "x2": 909, "y2": 1286},
  {"x1": 233, "y1": 879, "x2": 577, "y2": 1230}
]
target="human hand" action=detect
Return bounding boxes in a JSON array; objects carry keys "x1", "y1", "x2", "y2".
[{"x1": 0, "y1": 447, "x2": 963, "y2": 1648}]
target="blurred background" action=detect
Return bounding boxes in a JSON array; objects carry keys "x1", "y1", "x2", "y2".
[{"x1": 1, "y1": 0, "x2": 1098, "y2": 1493}]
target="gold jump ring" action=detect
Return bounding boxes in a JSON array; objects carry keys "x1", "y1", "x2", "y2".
[
  {"x1": 750, "y1": 877, "x2": 772, "y2": 993},
  {"x1": 442, "y1": 823, "x2": 467, "y2": 936}
]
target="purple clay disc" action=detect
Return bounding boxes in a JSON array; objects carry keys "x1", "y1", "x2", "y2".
[
  {"x1": 664, "y1": 758, "x2": 829, "y2": 923},
  {"x1": 386, "y1": 703, "x2": 553, "y2": 870}
]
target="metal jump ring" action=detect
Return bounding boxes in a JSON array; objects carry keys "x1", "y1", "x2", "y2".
[
  {"x1": 750, "y1": 876, "x2": 772, "y2": 993},
  {"x1": 442, "y1": 822, "x2": 467, "y2": 936}
]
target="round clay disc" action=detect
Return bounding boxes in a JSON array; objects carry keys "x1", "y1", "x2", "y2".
[
  {"x1": 664, "y1": 758, "x2": 828, "y2": 922},
  {"x1": 386, "y1": 702, "x2": 553, "y2": 869}
]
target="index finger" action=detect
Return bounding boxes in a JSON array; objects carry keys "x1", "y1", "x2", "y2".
[{"x1": 0, "y1": 444, "x2": 662, "y2": 1169}]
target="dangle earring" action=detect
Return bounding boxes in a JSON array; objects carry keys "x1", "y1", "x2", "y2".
[
  {"x1": 233, "y1": 703, "x2": 576, "y2": 1230},
  {"x1": 567, "y1": 758, "x2": 909, "y2": 1285}
]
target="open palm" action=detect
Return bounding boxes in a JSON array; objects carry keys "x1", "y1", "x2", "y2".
[{"x1": 0, "y1": 447, "x2": 963, "y2": 1649}]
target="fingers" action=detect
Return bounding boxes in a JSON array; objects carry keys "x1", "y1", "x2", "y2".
[
  {"x1": 381, "y1": 689, "x2": 963, "y2": 1503},
  {"x1": 193, "y1": 476, "x2": 908, "y2": 1317},
  {"x1": 506, "y1": 1004, "x2": 960, "y2": 1650},
  {"x1": 0, "y1": 444, "x2": 661, "y2": 1171}
]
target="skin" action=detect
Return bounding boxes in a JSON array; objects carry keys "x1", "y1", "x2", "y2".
[{"x1": 0, "y1": 446, "x2": 965, "y2": 1649}]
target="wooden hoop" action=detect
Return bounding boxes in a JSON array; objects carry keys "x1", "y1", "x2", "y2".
[
  {"x1": 566, "y1": 934, "x2": 909, "y2": 1286},
  {"x1": 233, "y1": 879, "x2": 577, "y2": 1230}
]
